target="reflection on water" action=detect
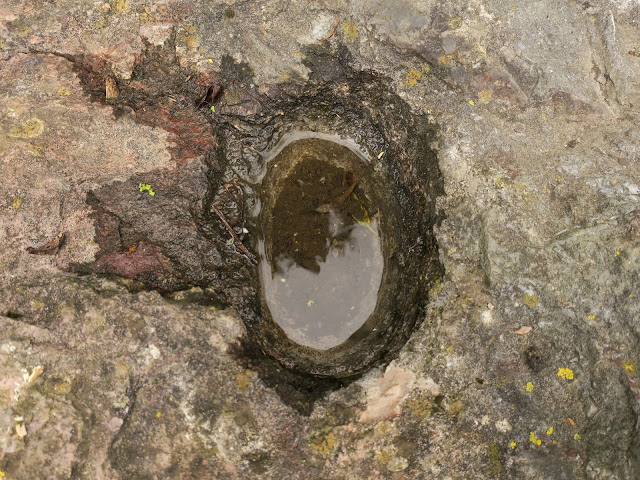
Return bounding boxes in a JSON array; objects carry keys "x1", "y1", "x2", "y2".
[
  {"x1": 260, "y1": 213, "x2": 383, "y2": 350},
  {"x1": 259, "y1": 138, "x2": 384, "y2": 351}
]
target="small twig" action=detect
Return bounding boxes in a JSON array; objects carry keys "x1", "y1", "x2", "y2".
[
  {"x1": 337, "y1": 171, "x2": 358, "y2": 203},
  {"x1": 319, "y1": 17, "x2": 339, "y2": 42},
  {"x1": 223, "y1": 182, "x2": 245, "y2": 226},
  {"x1": 213, "y1": 206, "x2": 258, "y2": 264}
]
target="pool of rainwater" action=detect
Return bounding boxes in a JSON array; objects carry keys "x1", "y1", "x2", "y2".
[
  {"x1": 77, "y1": 47, "x2": 443, "y2": 406},
  {"x1": 257, "y1": 135, "x2": 385, "y2": 351}
]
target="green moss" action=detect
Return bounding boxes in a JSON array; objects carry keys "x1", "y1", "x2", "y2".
[{"x1": 139, "y1": 183, "x2": 155, "y2": 196}]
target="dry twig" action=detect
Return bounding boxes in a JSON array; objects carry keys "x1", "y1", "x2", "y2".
[
  {"x1": 213, "y1": 206, "x2": 258, "y2": 264},
  {"x1": 337, "y1": 171, "x2": 358, "y2": 203},
  {"x1": 319, "y1": 17, "x2": 340, "y2": 42}
]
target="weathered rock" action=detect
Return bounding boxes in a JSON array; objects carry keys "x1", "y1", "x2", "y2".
[{"x1": 1, "y1": 0, "x2": 640, "y2": 479}]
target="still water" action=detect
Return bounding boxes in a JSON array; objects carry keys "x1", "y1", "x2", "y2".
[{"x1": 259, "y1": 136, "x2": 384, "y2": 350}]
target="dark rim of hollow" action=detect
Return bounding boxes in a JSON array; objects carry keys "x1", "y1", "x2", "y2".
[{"x1": 214, "y1": 69, "x2": 444, "y2": 378}]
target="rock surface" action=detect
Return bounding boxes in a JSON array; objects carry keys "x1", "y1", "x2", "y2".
[{"x1": 1, "y1": 0, "x2": 640, "y2": 478}]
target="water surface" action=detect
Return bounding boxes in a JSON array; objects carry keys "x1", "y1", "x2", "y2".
[{"x1": 259, "y1": 137, "x2": 384, "y2": 350}]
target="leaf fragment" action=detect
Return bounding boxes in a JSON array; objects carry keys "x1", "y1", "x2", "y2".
[
  {"x1": 26, "y1": 232, "x2": 65, "y2": 255},
  {"x1": 514, "y1": 326, "x2": 532, "y2": 335}
]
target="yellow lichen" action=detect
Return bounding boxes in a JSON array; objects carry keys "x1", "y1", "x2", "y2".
[
  {"x1": 573, "y1": 433, "x2": 581, "y2": 440},
  {"x1": 405, "y1": 69, "x2": 422, "y2": 88},
  {"x1": 236, "y1": 370, "x2": 255, "y2": 391},
  {"x1": 177, "y1": 25, "x2": 200, "y2": 53},
  {"x1": 404, "y1": 395, "x2": 432, "y2": 419},
  {"x1": 374, "y1": 420, "x2": 392, "y2": 437},
  {"x1": 557, "y1": 368, "x2": 574, "y2": 380},
  {"x1": 517, "y1": 183, "x2": 531, "y2": 200},
  {"x1": 310, "y1": 431, "x2": 337, "y2": 456},
  {"x1": 112, "y1": 0, "x2": 131, "y2": 14},
  {"x1": 529, "y1": 431, "x2": 542, "y2": 446},
  {"x1": 26, "y1": 143, "x2": 46, "y2": 156},
  {"x1": 624, "y1": 362, "x2": 636, "y2": 372},
  {"x1": 54, "y1": 381, "x2": 72, "y2": 395},
  {"x1": 139, "y1": 5, "x2": 154, "y2": 22},
  {"x1": 487, "y1": 442, "x2": 503, "y2": 475},
  {"x1": 156, "y1": 411, "x2": 161, "y2": 418},
  {"x1": 15, "y1": 27, "x2": 32, "y2": 36},
  {"x1": 341, "y1": 22, "x2": 357, "y2": 39},
  {"x1": 509, "y1": 442, "x2": 517, "y2": 449},
  {"x1": 12, "y1": 196, "x2": 23, "y2": 210},
  {"x1": 525, "y1": 382, "x2": 534, "y2": 393},
  {"x1": 523, "y1": 294, "x2": 538, "y2": 308},
  {"x1": 587, "y1": 314, "x2": 596, "y2": 321},
  {"x1": 448, "y1": 17, "x2": 463, "y2": 29},
  {"x1": 448, "y1": 400, "x2": 465, "y2": 416},
  {"x1": 375, "y1": 448, "x2": 394, "y2": 465},
  {"x1": 478, "y1": 89, "x2": 493, "y2": 104},
  {"x1": 546, "y1": 427, "x2": 554, "y2": 435},
  {"x1": 56, "y1": 87, "x2": 72, "y2": 96},
  {"x1": 9, "y1": 118, "x2": 44, "y2": 138}
]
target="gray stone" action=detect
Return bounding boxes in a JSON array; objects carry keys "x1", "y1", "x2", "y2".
[{"x1": 1, "y1": 0, "x2": 640, "y2": 478}]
